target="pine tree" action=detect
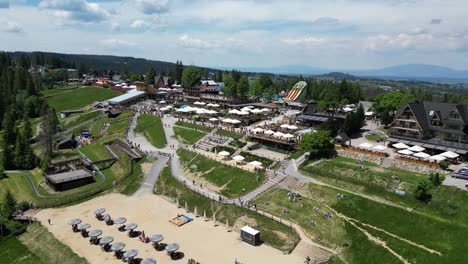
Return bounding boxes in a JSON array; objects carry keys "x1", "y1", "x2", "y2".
[
  {"x1": 14, "y1": 132, "x2": 25, "y2": 169},
  {"x1": 2, "y1": 191, "x2": 17, "y2": 219}
]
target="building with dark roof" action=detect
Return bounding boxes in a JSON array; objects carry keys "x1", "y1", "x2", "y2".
[
  {"x1": 56, "y1": 134, "x2": 78, "y2": 150},
  {"x1": 388, "y1": 101, "x2": 468, "y2": 156},
  {"x1": 45, "y1": 169, "x2": 94, "y2": 191}
]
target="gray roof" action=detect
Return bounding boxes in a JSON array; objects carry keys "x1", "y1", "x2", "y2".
[
  {"x1": 57, "y1": 134, "x2": 75, "y2": 146},
  {"x1": 46, "y1": 170, "x2": 93, "y2": 184},
  {"x1": 397, "y1": 101, "x2": 468, "y2": 132}
]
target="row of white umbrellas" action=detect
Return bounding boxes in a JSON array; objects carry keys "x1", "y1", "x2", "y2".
[
  {"x1": 193, "y1": 102, "x2": 221, "y2": 107},
  {"x1": 393, "y1": 142, "x2": 459, "y2": 160},
  {"x1": 222, "y1": 118, "x2": 242, "y2": 124},
  {"x1": 218, "y1": 152, "x2": 263, "y2": 166},
  {"x1": 280, "y1": 124, "x2": 299, "y2": 130},
  {"x1": 176, "y1": 106, "x2": 218, "y2": 115},
  {"x1": 358, "y1": 142, "x2": 387, "y2": 151}
]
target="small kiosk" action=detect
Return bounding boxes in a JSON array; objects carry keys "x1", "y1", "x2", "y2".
[{"x1": 240, "y1": 226, "x2": 260, "y2": 246}]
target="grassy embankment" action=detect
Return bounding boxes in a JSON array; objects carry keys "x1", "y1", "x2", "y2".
[
  {"x1": 177, "y1": 149, "x2": 265, "y2": 198},
  {"x1": 0, "y1": 223, "x2": 86, "y2": 264},
  {"x1": 135, "y1": 114, "x2": 167, "y2": 148}
]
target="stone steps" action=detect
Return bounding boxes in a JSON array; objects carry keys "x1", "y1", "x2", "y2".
[
  {"x1": 241, "y1": 174, "x2": 286, "y2": 202},
  {"x1": 292, "y1": 240, "x2": 331, "y2": 263}
]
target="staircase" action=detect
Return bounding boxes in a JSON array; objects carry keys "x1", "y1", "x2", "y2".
[
  {"x1": 241, "y1": 171, "x2": 287, "y2": 202},
  {"x1": 106, "y1": 140, "x2": 143, "y2": 160},
  {"x1": 292, "y1": 240, "x2": 331, "y2": 264}
]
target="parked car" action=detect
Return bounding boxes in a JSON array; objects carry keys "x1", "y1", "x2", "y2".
[{"x1": 451, "y1": 172, "x2": 468, "y2": 180}]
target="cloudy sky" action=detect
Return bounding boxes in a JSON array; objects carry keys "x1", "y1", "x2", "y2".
[{"x1": 1, "y1": 0, "x2": 468, "y2": 70}]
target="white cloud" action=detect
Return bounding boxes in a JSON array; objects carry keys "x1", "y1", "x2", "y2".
[
  {"x1": 282, "y1": 36, "x2": 326, "y2": 46},
  {"x1": 135, "y1": 0, "x2": 170, "y2": 15},
  {"x1": 39, "y1": 0, "x2": 110, "y2": 23},
  {"x1": 130, "y1": 19, "x2": 150, "y2": 29},
  {"x1": 366, "y1": 33, "x2": 433, "y2": 51},
  {"x1": 4, "y1": 21, "x2": 23, "y2": 33},
  {"x1": 177, "y1": 34, "x2": 217, "y2": 49},
  {"x1": 101, "y1": 38, "x2": 136, "y2": 47}
]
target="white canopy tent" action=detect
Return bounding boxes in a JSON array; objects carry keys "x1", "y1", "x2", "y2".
[
  {"x1": 408, "y1": 145, "x2": 425, "y2": 152},
  {"x1": 248, "y1": 161, "x2": 262, "y2": 166},
  {"x1": 264, "y1": 130, "x2": 275, "y2": 135},
  {"x1": 393, "y1": 143, "x2": 410, "y2": 149},
  {"x1": 359, "y1": 143, "x2": 373, "y2": 149},
  {"x1": 413, "y1": 152, "x2": 431, "y2": 159},
  {"x1": 273, "y1": 132, "x2": 284, "y2": 138},
  {"x1": 373, "y1": 145, "x2": 387, "y2": 151},
  {"x1": 218, "y1": 151, "x2": 230, "y2": 157},
  {"x1": 440, "y1": 151, "x2": 459, "y2": 159},
  {"x1": 252, "y1": 127, "x2": 264, "y2": 133},
  {"x1": 398, "y1": 149, "x2": 414, "y2": 155},
  {"x1": 430, "y1": 155, "x2": 447, "y2": 161},
  {"x1": 209, "y1": 118, "x2": 219, "y2": 121},
  {"x1": 233, "y1": 155, "x2": 245, "y2": 161},
  {"x1": 283, "y1": 133, "x2": 295, "y2": 139}
]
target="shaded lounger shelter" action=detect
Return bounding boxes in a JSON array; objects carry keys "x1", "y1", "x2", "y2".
[
  {"x1": 68, "y1": 218, "x2": 82, "y2": 232},
  {"x1": 94, "y1": 208, "x2": 106, "y2": 221},
  {"x1": 88, "y1": 229, "x2": 103, "y2": 245},
  {"x1": 110, "y1": 242, "x2": 126, "y2": 259},
  {"x1": 103, "y1": 214, "x2": 113, "y2": 225},
  {"x1": 114, "y1": 217, "x2": 127, "y2": 231},
  {"x1": 141, "y1": 258, "x2": 157, "y2": 264},
  {"x1": 99, "y1": 236, "x2": 114, "y2": 252},
  {"x1": 124, "y1": 223, "x2": 138, "y2": 237},
  {"x1": 166, "y1": 243, "x2": 180, "y2": 260},
  {"x1": 77, "y1": 223, "x2": 91, "y2": 237},
  {"x1": 150, "y1": 234, "x2": 164, "y2": 250},
  {"x1": 123, "y1": 249, "x2": 138, "y2": 264}
]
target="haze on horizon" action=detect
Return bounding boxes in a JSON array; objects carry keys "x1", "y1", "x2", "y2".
[{"x1": 1, "y1": 0, "x2": 468, "y2": 70}]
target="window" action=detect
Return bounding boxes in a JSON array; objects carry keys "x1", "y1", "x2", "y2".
[{"x1": 449, "y1": 112, "x2": 460, "y2": 119}]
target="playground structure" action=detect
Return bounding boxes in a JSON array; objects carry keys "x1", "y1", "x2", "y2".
[{"x1": 284, "y1": 81, "x2": 307, "y2": 102}]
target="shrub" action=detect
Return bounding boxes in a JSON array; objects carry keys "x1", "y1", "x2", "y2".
[{"x1": 439, "y1": 160, "x2": 450, "y2": 170}]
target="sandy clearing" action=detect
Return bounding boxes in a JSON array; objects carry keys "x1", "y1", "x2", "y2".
[{"x1": 35, "y1": 193, "x2": 303, "y2": 264}]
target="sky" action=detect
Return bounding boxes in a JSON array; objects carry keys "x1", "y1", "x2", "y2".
[{"x1": 1, "y1": 0, "x2": 468, "y2": 70}]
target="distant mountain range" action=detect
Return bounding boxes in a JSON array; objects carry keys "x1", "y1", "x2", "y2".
[{"x1": 231, "y1": 64, "x2": 468, "y2": 83}]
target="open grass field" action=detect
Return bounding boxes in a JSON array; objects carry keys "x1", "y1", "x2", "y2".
[
  {"x1": 301, "y1": 156, "x2": 468, "y2": 223},
  {"x1": 80, "y1": 142, "x2": 112, "y2": 162},
  {"x1": 254, "y1": 183, "x2": 468, "y2": 264},
  {"x1": 46, "y1": 87, "x2": 119, "y2": 112},
  {"x1": 61, "y1": 110, "x2": 101, "y2": 130},
  {"x1": 175, "y1": 121, "x2": 214, "y2": 132},
  {"x1": 135, "y1": 114, "x2": 167, "y2": 148},
  {"x1": 217, "y1": 129, "x2": 243, "y2": 139},
  {"x1": 0, "y1": 237, "x2": 39, "y2": 264},
  {"x1": 177, "y1": 149, "x2": 264, "y2": 198},
  {"x1": 155, "y1": 165, "x2": 300, "y2": 253},
  {"x1": 364, "y1": 133, "x2": 381, "y2": 141},
  {"x1": 174, "y1": 126, "x2": 205, "y2": 144},
  {"x1": 0, "y1": 173, "x2": 38, "y2": 204},
  {"x1": 18, "y1": 223, "x2": 87, "y2": 264}
]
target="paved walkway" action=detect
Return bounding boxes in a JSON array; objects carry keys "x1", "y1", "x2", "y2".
[{"x1": 132, "y1": 156, "x2": 169, "y2": 197}]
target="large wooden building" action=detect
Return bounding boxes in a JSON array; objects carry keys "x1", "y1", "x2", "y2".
[{"x1": 388, "y1": 101, "x2": 468, "y2": 157}]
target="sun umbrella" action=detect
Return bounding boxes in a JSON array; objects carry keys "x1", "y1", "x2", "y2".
[
  {"x1": 430, "y1": 155, "x2": 447, "y2": 161},
  {"x1": 209, "y1": 118, "x2": 218, "y2": 121},
  {"x1": 124, "y1": 223, "x2": 138, "y2": 231},
  {"x1": 440, "y1": 151, "x2": 459, "y2": 159},
  {"x1": 398, "y1": 149, "x2": 414, "y2": 155},
  {"x1": 413, "y1": 152, "x2": 431, "y2": 158},
  {"x1": 280, "y1": 124, "x2": 290, "y2": 129},
  {"x1": 248, "y1": 161, "x2": 262, "y2": 166},
  {"x1": 150, "y1": 234, "x2": 164, "y2": 243},
  {"x1": 114, "y1": 217, "x2": 127, "y2": 225},
  {"x1": 252, "y1": 127, "x2": 264, "y2": 133},
  {"x1": 373, "y1": 145, "x2": 387, "y2": 151},
  {"x1": 99, "y1": 236, "x2": 114, "y2": 245},
  {"x1": 264, "y1": 130, "x2": 275, "y2": 135},
  {"x1": 94, "y1": 208, "x2": 106, "y2": 215},
  {"x1": 123, "y1": 249, "x2": 138, "y2": 259},
  {"x1": 88, "y1": 229, "x2": 103, "y2": 237},
  {"x1": 233, "y1": 155, "x2": 245, "y2": 161},
  {"x1": 166, "y1": 243, "x2": 180, "y2": 253},
  {"x1": 283, "y1": 133, "x2": 294, "y2": 139},
  {"x1": 408, "y1": 145, "x2": 425, "y2": 152},
  {"x1": 288, "y1": 125, "x2": 298, "y2": 130},
  {"x1": 393, "y1": 143, "x2": 409, "y2": 149},
  {"x1": 237, "y1": 111, "x2": 250, "y2": 115},
  {"x1": 218, "y1": 151, "x2": 230, "y2": 157},
  {"x1": 77, "y1": 223, "x2": 91, "y2": 231},
  {"x1": 359, "y1": 143, "x2": 373, "y2": 149},
  {"x1": 110, "y1": 242, "x2": 126, "y2": 251},
  {"x1": 273, "y1": 132, "x2": 284, "y2": 138},
  {"x1": 68, "y1": 218, "x2": 82, "y2": 225},
  {"x1": 141, "y1": 258, "x2": 157, "y2": 264}
]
